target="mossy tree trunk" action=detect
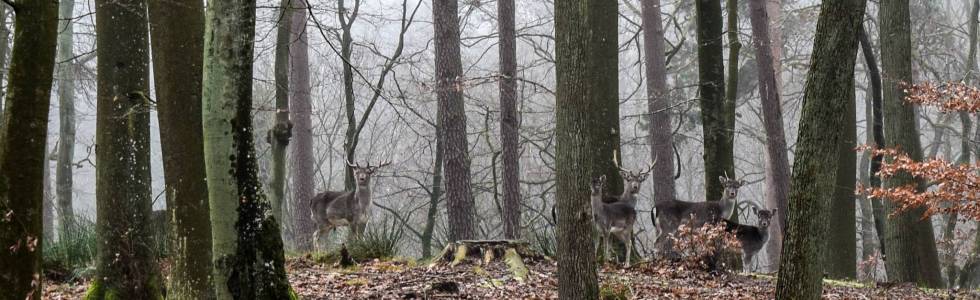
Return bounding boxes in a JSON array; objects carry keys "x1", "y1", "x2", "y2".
[
  {"x1": 55, "y1": 0, "x2": 76, "y2": 238},
  {"x1": 825, "y1": 69, "x2": 857, "y2": 279},
  {"x1": 498, "y1": 0, "x2": 521, "y2": 240},
  {"x1": 774, "y1": 0, "x2": 866, "y2": 298},
  {"x1": 695, "y1": 0, "x2": 735, "y2": 201},
  {"x1": 147, "y1": 0, "x2": 214, "y2": 298},
  {"x1": 268, "y1": 0, "x2": 292, "y2": 232},
  {"x1": 288, "y1": 0, "x2": 315, "y2": 252},
  {"x1": 0, "y1": 1, "x2": 59, "y2": 299},
  {"x1": 554, "y1": 0, "x2": 620, "y2": 298},
  {"x1": 202, "y1": 0, "x2": 292, "y2": 298},
  {"x1": 87, "y1": 0, "x2": 163, "y2": 298},
  {"x1": 878, "y1": 0, "x2": 944, "y2": 288},
  {"x1": 433, "y1": 0, "x2": 477, "y2": 242}
]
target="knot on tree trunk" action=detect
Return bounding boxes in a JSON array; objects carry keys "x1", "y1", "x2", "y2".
[{"x1": 266, "y1": 120, "x2": 293, "y2": 146}]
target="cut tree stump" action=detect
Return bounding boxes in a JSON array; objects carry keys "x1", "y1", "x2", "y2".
[{"x1": 429, "y1": 240, "x2": 541, "y2": 282}]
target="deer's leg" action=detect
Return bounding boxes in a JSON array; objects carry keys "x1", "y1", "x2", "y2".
[
  {"x1": 313, "y1": 227, "x2": 322, "y2": 252},
  {"x1": 624, "y1": 230, "x2": 633, "y2": 267}
]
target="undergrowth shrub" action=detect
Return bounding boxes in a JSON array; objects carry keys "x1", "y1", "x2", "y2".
[
  {"x1": 346, "y1": 217, "x2": 404, "y2": 262},
  {"x1": 528, "y1": 225, "x2": 556, "y2": 258},
  {"x1": 667, "y1": 219, "x2": 741, "y2": 271},
  {"x1": 43, "y1": 216, "x2": 97, "y2": 281}
]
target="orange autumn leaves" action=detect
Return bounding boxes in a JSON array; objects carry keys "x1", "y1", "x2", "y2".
[{"x1": 857, "y1": 82, "x2": 980, "y2": 220}]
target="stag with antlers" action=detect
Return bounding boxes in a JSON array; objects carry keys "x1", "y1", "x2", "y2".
[{"x1": 310, "y1": 159, "x2": 391, "y2": 250}]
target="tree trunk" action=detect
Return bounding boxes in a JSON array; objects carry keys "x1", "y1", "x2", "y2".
[
  {"x1": 748, "y1": 0, "x2": 790, "y2": 271},
  {"x1": 774, "y1": 1, "x2": 866, "y2": 298},
  {"x1": 858, "y1": 26, "x2": 888, "y2": 258},
  {"x1": 858, "y1": 95, "x2": 878, "y2": 265},
  {"x1": 340, "y1": 0, "x2": 359, "y2": 190},
  {"x1": 0, "y1": 3, "x2": 58, "y2": 298},
  {"x1": 87, "y1": 0, "x2": 163, "y2": 298},
  {"x1": 878, "y1": 0, "x2": 944, "y2": 288},
  {"x1": 554, "y1": 0, "x2": 620, "y2": 298},
  {"x1": 826, "y1": 69, "x2": 857, "y2": 279},
  {"x1": 288, "y1": 0, "x2": 315, "y2": 253},
  {"x1": 202, "y1": 0, "x2": 292, "y2": 298},
  {"x1": 55, "y1": 0, "x2": 76, "y2": 239},
  {"x1": 433, "y1": 0, "x2": 477, "y2": 242},
  {"x1": 498, "y1": 0, "x2": 521, "y2": 240},
  {"x1": 954, "y1": 0, "x2": 980, "y2": 288},
  {"x1": 43, "y1": 149, "x2": 54, "y2": 242},
  {"x1": 147, "y1": 0, "x2": 214, "y2": 298},
  {"x1": 642, "y1": 0, "x2": 675, "y2": 212},
  {"x1": 695, "y1": 0, "x2": 734, "y2": 201},
  {"x1": 268, "y1": 0, "x2": 292, "y2": 233},
  {"x1": 421, "y1": 106, "x2": 445, "y2": 258}
]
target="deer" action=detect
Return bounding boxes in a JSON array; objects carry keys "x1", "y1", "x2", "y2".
[
  {"x1": 614, "y1": 162, "x2": 654, "y2": 206},
  {"x1": 310, "y1": 159, "x2": 391, "y2": 251},
  {"x1": 653, "y1": 175, "x2": 745, "y2": 255},
  {"x1": 723, "y1": 206, "x2": 777, "y2": 270},
  {"x1": 591, "y1": 175, "x2": 638, "y2": 267}
]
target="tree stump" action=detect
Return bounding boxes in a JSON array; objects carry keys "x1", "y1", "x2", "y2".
[{"x1": 430, "y1": 240, "x2": 540, "y2": 281}]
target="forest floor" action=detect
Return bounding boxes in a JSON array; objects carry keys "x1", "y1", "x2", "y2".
[{"x1": 42, "y1": 256, "x2": 976, "y2": 299}]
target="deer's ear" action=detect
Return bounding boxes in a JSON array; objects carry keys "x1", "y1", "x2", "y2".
[
  {"x1": 751, "y1": 206, "x2": 758, "y2": 214},
  {"x1": 718, "y1": 176, "x2": 726, "y2": 183}
]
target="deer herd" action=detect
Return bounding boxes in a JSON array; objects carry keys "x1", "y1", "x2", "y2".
[{"x1": 309, "y1": 157, "x2": 777, "y2": 271}]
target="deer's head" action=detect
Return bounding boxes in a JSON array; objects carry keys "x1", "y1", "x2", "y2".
[
  {"x1": 617, "y1": 158, "x2": 656, "y2": 195},
  {"x1": 718, "y1": 174, "x2": 746, "y2": 199},
  {"x1": 590, "y1": 175, "x2": 607, "y2": 196},
  {"x1": 754, "y1": 207, "x2": 777, "y2": 229},
  {"x1": 347, "y1": 159, "x2": 392, "y2": 187}
]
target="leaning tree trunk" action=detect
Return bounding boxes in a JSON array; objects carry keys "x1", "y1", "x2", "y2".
[
  {"x1": 289, "y1": 0, "x2": 315, "y2": 252},
  {"x1": 147, "y1": 0, "x2": 214, "y2": 298},
  {"x1": 748, "y1": 0, "x2": 790, "y2": 271},
  {"x1": 695, "y1": 0, "x2": 734, "y2": 201},
  {"x1": 858, "y1": 26, "x2": 888, "y2": 258},
  {"x1": 433, "y1": 0, "x2": 477, "y2": 242},
  {"x1": 202, "y1": 0, "x2": 292, "y2": 298},
  {"x1": 642, "y1": 0, "x2": 676, "y2": 216},
  {"x1": 55, "y1": 0, "x2": 76, "y2": 238},
  {"x1": 87, "y1": 0, "x2": 163, "y2": 298},
  {"x1": 554, "y1": 0, "x2": 620, "y2": 298},
  {"x1": 878, "y1": 0, "x2": 944, "y2": 288},
  {"x1": 826, "y1": 69, "x2": 857, "y2": 279},
  {"x1": 774, "y1": 0, "x2": 866, "y2": 298},
  {"x1": 0, "y1": 2, "x2": 58, "y2": 298},
  {"x1": 268, "y1": 0, "x2": 292, "y2": 230},
  {"x1": 498, "y1": 0, "x2": 521, "y2": 240}
]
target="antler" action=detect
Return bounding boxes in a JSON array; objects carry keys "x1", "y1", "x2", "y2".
[{"x1": 346, "y1": 158, "x2": 360, "y2": 169}]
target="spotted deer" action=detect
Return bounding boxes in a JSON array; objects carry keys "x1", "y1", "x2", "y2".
[
  {"x1": 723, "y1": 206, "x2": 777, "y2": 270},
  {"x1": 310, "y1": 159, "x2": 390, "y2": 250},
  {"x1": 591, "y1": 175, "x2": 638, "y2": 267},
  {"x1": 653, "y1": 175, "x2": 745, "y2": 254}
]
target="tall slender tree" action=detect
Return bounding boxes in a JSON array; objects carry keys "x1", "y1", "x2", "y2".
[
  {"x1": 289, "y1": 0, "x2": 315, "y2": 252},
  {"x1": 147, "y1": 0, "x2": 214, "y2": 297},
  {"x1": 775, "y1": 0, "x2": 866, "y2": 297},
  {"x1": 878, "y1": 0, "x2": 944, "y2": 288},
  {"x1": 498, "y1": 0, "x2": 521, "y2": 240},
  {"x1": 826, "y1": 70, "x2": 857, "y2": 279},
  {"x1": 268, "y1": 0, "x2": 292, "y2": 228},
  {"x1": 554, "y1": 0, "x2": 620, "y2": 298},
  {"x1": 0, "y1": 5, "x2": 10, "y2": 127},
  {"x1": 87, "y1": 0, "x2": 163, "y2": 298},
  {"x1": 858, "y1": 26, "x2": 888, "y2": 258},
  {"x1": 55, "y1": 0, "x2": 76, "y2": 238},
  {"x1": 433, "y1": 0, "x2": 477, "y2": 241},
  {"x1": 748, "y1": 0, "x2": 790, "y2": 270},
  {"x1": 954, "y1": 0, "x2": 980, "y2": 287},
  {"x1": 642, "y1": 0, "x2": 675, "y2": 211},
  {"x1": 202, "y1": 0, "x2": 292, "y2": 297},
  {"x1": 0, "y1": 1, "x2": 58, "y2": 298},
  {"x1": 695, "y1": 0, "x2": 734, "y2": 201}
]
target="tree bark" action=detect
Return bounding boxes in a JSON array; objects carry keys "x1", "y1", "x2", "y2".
[
  {"x1": 268, "y1": 0, "x2": 292, "y2": 234},
  {"x1": 642, "y1": 0, "x2": 676, "y2": 212},
  {"x1": 878, "y1": 0, "x2": 944, "y2": 288},
  {"x1": 0, "y1": 3, "x2": 58, "y2": 298},
  {"x1": 695, "y1": 0, "x2": 735, "y2": 201},
  {"x1": 147, "y1": 0, "x2": 214, "y2": 298},
  {"x1": 748, "y1": 0, "x2": 790, "y2": 271},
  {"x1": 433, "y1": 0, "x2": 477, "y2": 242},
  {"x1": 826, "y1": 68, "x2": 857, "y2": 279},
  {"x1": 858, "y1": 26, "x2": 888, "y2": 258},
  {"x1": 0, "y1": 5, "x2": 9, "y2": 127},
  {"x1": 858, "y1": 95, "x2": 878, "y2": 266},
  {"x1": 554, "y1": 0, "x2": 620, "y2": 298},
  {"x1": 498, "y1": 0, "x2": 521, "y2": 240},
  {"x1": 288, "y1": 0, "x2": 315, "y2": 252},
  {"x1": 87, "y1": 0, "x2": 163, "y2": 298},
  {"x1": 55, "y1": 0, "x2": 76, "y2": 239},
  {"x1": 341, "y1": 0, "x2": 358, "y2": 190},
  {"x1": 202, "y1": 0, "x2": 292, "y2": 298},
  {"x1": 774, "y1": 0, "x2": 865, "y2": 298},
  {"x1": 421, "y1": 110, "x2": 444, "y2": 258}
]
